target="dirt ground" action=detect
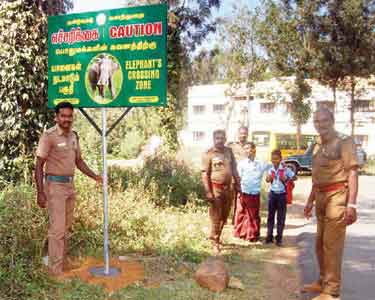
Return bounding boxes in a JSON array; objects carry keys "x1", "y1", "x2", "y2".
[
  {"x1": 59, "y1": 256, "x2": 145, "y2": 293},
  {"x1": 263, "y1": 207, "x2": 304, "y2": 300}
]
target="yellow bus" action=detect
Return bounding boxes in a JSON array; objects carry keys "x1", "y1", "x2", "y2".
[{"x1": 251, "y1": 131, "x2": 316, "y2": 161}]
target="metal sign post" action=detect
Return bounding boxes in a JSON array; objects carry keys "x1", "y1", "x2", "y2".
[
  {"x1": 88, "y1": 108, "x2": 120, "y2": 277},
  {"x1": 101, "y1": 107, "x2": 110, "y2": 275}
]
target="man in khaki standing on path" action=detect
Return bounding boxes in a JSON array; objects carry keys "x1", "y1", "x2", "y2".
[
  {"x1": 227, "y1": 126, "x2": 249, "y2": 223},
  {"x1": 303, "y1": 107, "x2": 359, "y2": 300},
  {"x1": 202, "y1": 129, "x2": 241, "y2": 254},
  {"x1": 35, "y1": 102, "x2": 102, "y2": 277}
]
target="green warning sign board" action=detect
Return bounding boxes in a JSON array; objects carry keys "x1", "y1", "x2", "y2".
[{"x1": 48, "y1": 4, "x2": 167, "y2": 108}]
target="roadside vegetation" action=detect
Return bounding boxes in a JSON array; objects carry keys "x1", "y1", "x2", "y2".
[{"x1": 0, "y1": 150, "x2": 286, "y2": 300}]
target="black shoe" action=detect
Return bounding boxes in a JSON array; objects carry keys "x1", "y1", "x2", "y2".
[
  {"x1": 265, "y1": 237, "x2": 273, "y2": 244},
  {"x1": 276, "y1": 240, "x2": 282, "y2": 247}
]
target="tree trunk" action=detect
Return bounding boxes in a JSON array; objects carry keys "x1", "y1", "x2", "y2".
[
  {"x1": 350, "y1": 78, "x2": 355, "y2": 137},
  {"x1": 296, "y1": 122, "x2": 301, "y2": 150}
]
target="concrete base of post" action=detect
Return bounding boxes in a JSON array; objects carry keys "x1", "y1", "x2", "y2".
[{"x1": 89, "y1": 266, "x2": 121, "y2": 277}]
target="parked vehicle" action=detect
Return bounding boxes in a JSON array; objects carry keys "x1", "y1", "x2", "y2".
[
  {"x1": 252, "y1": 131, "x2": 316, "y2": 161},
  {"x1": 284, "y1": 141, "x2": 368, "y2": 175},
  {"x1": 283, "y1": 143, "x2": 314, "y2": 174},
  {"x1": 356, "y1": 144, "x2": 367, "y2": 168}
]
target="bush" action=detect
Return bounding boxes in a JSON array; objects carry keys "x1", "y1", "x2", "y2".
[
  {"x1": 0, "y1": 185, "x2": 51, "y2": 300},
  {"x1": 108, "y1": 150, "x2": 206, "y2": 207},
  {"x1": 110, "y1": 129, "x2": 146, "y2": 159},
  {"x1": 0, "y1": 155, "x2": 209, "y2": 299}
]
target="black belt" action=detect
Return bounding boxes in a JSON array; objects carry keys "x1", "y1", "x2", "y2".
[{"x1": 271, "y1": 191, "x2": 286, "y2": 195}]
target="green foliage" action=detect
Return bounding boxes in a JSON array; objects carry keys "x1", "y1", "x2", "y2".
[
  {"x1": 108, "y1": 149, "x2": 205, "y2": 207},
  {"x1": 218, "y1": 3, "x2": 267, "y2": 91},
  {"x1": 0, "y1": 1, "x2": 51, "y2": 182},
  {"x1": 0, "y1": 185, "x2": 50, "y2": 300},
  {"x1": 287, "y1": 73, "x2": 312, "y2": 125},
  {"x1": 0, "y1": 155, "x2": 208, "y2": 299},
  {"x1": 0, "y1": 0, "x2": 73, "y2": 183},
  {"x1": 303, "y1": 0, "x2": 375, "y2": 136},
  {"x1": 256, "y1": 0, "x2": 313, "y2": 149},
  {"x1": 111, "y1": 128, "x2": 146, "y2": 159},
  {"x1": 37, "y1": 0, "x2": 73, "y2": 15},
  {"x1": 191, "y1": 47, "x2": 223, "y2": 84}
]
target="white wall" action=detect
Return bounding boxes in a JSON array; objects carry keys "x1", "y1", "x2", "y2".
[{"x1": 183, "y1": 79, "x2": 375, "y2": 156}]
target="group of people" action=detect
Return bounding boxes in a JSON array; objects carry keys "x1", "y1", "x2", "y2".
[
  {"x1": 201, "y1": 126, "x2": 296, "y2": 253},
  {"x1": 36, "y1": 103, "x2": 358, "y2": 300},
  {"x1": 201, "y1": 108, "x2": 359, "y2": 300}
]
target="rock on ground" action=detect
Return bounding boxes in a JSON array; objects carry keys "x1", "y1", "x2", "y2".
[{"x1": 194, "y1": 257, "x2": 229, "y2": 292}]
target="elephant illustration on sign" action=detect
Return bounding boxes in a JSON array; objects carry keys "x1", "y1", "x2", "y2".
[{"x1": 88, "y1": 54, "x2": 119, "y2": 99}]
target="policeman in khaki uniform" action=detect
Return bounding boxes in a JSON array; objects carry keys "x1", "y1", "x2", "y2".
[
  {"x1": 227, "y1": 126, "x2": 249, "y2": 161},
  {"x1": 201, "y1": 129, "x2": 241, "y2": 254},
  {"x1": 35, "y1": 102, "x2": 102, "y2": 276},
  {"x1": 303, "y1": 108, "x2": 359, "y2": 300},
  {"x1": 227, "y1": 126, "x2": 249, "y2": 224}
]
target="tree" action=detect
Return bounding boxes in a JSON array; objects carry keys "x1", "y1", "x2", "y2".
[
  {"x1": 191, "y1": 47, "x2": 222, "y2": 85},
  {"x1": 284, "y1": 72, "x2": 312, "y2": 148},
  {"x1": 36, "y1": 0, "x2": 73, "y2": 14},
  {"x1": 218, "y1": 4, "x2": 267, "y2": 93},
  {"x1": 256, "y1": 0, "x2": 313, "y2": 149},
  {"x1": 305, "y1": 0, "x2": 375, "y2": 136},
  {"x1": 0, "y1": 0, "x2": 72, "y2": 183}
]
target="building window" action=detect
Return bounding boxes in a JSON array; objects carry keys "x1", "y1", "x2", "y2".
[
  {"x1": 354, "y1": 100, "x2": 375, "y2": 112},
  {"x1": 285, "y1": 102, "x2": 293, "y2": 113},
  {"x1": 317, "y1": 101, "x2": 335, "y2": 112},
  {"x1": 252, "y1": 131, "x2": 270, "y2": 146},
  {"x1": 232, "y1": 96, "x2": 247, "y2": 101},
  {"x1": 213, "y1": 104, "x2": 225, "y2": 114},
  {"x1": 193, "y1": 105, "x2": 205, "y2": 114},
  {"x1": 193, "y1": 131, "x2": 205, "y2": 141},
  {"x1": 260, "y1": 102, "x2": 275, "y2": 113}
]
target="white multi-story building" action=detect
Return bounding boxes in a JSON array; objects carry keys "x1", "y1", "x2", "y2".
[{"x1": 182, "y1": 77, "x2": 375, "y2": 157}]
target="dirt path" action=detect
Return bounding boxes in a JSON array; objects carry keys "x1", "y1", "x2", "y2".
[
  {"x1": 262, "y1": 194, "x2": 306, "y2": 300},
  {"x1": 112, "y1": 182, "x2": 311, "y2": 300}
]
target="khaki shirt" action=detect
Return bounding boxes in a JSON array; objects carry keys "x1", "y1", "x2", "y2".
[
  {"x1": 201, "y1": 146, "x2": 237, "y2": 185},
  {"x1": 36, "y1": 125, "x2": 81, "y2": 176},
  {"x1": 227, "y1": 141, "x2": 248, "y2": 162},
  {"x1": 312, "y1": 132, "x2": 358, "y2": 185}
]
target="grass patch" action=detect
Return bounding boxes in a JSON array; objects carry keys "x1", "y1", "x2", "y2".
[{"x1": 1, "y1": 154, "x2": 283, "y2": 300}]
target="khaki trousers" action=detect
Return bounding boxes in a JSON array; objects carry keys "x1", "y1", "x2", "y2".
[
  {"x1": 209, "y1": 186, "x2": 232, "y2": 244},
  {"x1": 46, "y1": 181, "x2": 76, "y2": 275},
  {"x1": 315, "y1": 187, "x2": 347, "y2": 297}
]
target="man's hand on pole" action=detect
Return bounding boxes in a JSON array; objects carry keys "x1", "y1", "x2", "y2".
[{"x1": 94, "y1": 175, "x2": 103, "y2": 186}]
